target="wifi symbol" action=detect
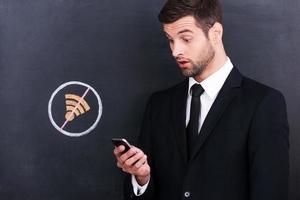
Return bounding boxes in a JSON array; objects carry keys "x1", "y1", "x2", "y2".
[{"x1": 65, "y1": 94, "x2": 91, "y2": 122}]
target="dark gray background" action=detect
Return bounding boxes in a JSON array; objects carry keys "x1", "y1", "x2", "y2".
[{"x1": 0, "y1": 0, "x2": 299, "y2": 199}]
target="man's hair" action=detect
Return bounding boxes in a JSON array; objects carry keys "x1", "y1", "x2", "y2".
[{"x1": 158, "y1": 0, "x2": 223, "y2": 36}]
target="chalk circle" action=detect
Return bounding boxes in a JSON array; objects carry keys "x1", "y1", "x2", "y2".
[{"x1": 48, "y1": 81, "x2": 103, "y2": 137}]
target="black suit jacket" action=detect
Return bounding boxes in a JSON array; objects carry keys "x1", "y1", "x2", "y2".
[{"x1": 124, "y1": 67, "x2": 289, "y2": 200}]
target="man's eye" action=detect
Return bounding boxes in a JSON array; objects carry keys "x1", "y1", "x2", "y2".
[{"x1": 183, "y1": 38, "x2": 191, "y2": 43}]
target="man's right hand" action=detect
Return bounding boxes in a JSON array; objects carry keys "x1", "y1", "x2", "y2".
[{"x1": 113, "y1": 145, "x2": 151, "y2": 186}]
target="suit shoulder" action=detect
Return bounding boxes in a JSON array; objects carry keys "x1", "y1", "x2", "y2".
[
  {"x1": 241, "y1": 76, "x2": 285, "y2": 101},
  {"x1": 150, "y1": 80, "x2": 187, "y2": 99}
]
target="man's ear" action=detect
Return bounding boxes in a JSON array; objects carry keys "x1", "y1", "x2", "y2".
[{"x1": 208, "y1": 22, "x2": 223, "y2": 44}]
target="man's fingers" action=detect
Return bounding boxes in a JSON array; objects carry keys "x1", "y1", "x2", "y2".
[
  {"x1": 113, "y1": 146, "x2": 148, "y2": 175},
  {"x1": 114, "y1": 145, "x2": 125, "y2": 157},
  {"x1": 134, "y1": 154, "x2": 147, "y2": 169},
  {"x1": 117, "y1": 161, "x2": 122, "y2": 168},
  {"x1": 119, "y1": 147, "x2": 140, "y2": 163},
  {"x1": 124, "y1": 151, "x2": 144, "y2": 167}
]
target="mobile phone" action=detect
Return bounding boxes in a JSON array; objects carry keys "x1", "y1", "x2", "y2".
[{"x1": 111, "y1": 138, "x2": 132, "y2": 152}]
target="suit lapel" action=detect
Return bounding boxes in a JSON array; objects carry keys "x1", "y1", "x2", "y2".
[
  {"x1": 190, "y1": 67, "x2": 243, "y2": 161},
  {"x1": 170, "y1": 79, "x2": 189, "y2": 163}
]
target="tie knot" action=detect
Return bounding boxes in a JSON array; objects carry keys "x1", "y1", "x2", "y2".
[{"x1": 191, "y1": 84, "x2": 204, "y2": 97}]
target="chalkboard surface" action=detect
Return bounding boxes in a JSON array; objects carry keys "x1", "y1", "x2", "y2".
[{"x1": 0, "y1": 0, "x2": 299, "y2": 199}]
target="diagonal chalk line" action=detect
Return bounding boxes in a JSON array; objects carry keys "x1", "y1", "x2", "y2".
[{"x1": 60, "y1": 87, "x2": 90, "y2": 130}]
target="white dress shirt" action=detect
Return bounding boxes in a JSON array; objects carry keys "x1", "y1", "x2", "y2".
[{"x1": 132, "y1": 57, "x2": 234, "y2": 196}]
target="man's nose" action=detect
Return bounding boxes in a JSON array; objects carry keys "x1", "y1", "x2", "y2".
[{"x1": 171, "y1": 43, "x2": 184, "y2": 58}]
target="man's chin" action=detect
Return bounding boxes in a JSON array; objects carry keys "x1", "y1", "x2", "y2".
[
  {"x1": 181, "y1": 69, "x2": 195, "y2": 77},
  {"x1": 181, "y1": 68, "x2": 203, "y2": 78}
]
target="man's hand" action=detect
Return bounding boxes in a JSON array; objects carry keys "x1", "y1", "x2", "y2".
[{"x1": 113, "y1": 145, "x2": 151, "y2": 186}]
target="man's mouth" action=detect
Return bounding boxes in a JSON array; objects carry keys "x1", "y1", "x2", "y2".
[{"x1": 177, "y1": 60, "x2": 190, "y2": 68}]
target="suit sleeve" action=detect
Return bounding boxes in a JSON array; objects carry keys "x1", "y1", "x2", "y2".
[
  {"x1": 248, "y1": 90, "x2": 289, "y2": 200},
  {"x1": 123, "y1": 94, "x2": 156, "y2": 200}
]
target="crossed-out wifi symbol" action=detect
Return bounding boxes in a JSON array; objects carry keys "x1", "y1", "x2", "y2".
[
  {"x1": 60, "y1": 88, "x2": 91, "y2": 129},
  {"x1": 48, "y1": 81, "x2": 102, "y2": 137},
  {"x1": 65, "y1": 94, "x2": 90, "y2": 122}
]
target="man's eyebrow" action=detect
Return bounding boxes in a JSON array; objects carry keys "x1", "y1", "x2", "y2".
[
  {"x1": 164, "y1": 29, "x2": 193, "y2": 38},
  {"x1": 177, "y1": 29, "x2": 193, "y2": 35}
]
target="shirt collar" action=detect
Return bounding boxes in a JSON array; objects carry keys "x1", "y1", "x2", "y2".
[{"x1": 188, "y1": 57, "x2": 234, "y2": 99}]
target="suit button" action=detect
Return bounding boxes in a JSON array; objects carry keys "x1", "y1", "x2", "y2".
[{"x1": 184, "y1": 191, "x2": 191, "y2": 198}]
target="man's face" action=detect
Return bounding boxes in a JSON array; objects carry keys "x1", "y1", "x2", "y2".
[{"x1": 163, "y1": 16, "x2": 215, "y2": 78}]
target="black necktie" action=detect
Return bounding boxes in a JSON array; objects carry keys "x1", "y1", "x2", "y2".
[{"x1": 187, "y1": 84, "x2": 204, "y2": 160}]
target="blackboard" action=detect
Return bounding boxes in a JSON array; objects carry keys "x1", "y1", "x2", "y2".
[{"x1": 0, "y1": 0, "x2": 299, "y2": 199}]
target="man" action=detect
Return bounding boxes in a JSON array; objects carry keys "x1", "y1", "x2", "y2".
[{"x1": 113, "y1": 0, "x2": 289, "y2": 199}]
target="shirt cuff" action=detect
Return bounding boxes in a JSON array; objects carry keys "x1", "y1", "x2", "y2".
[{"x1": 131, "y1": 175, "x2": 150, "y2": 196}]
